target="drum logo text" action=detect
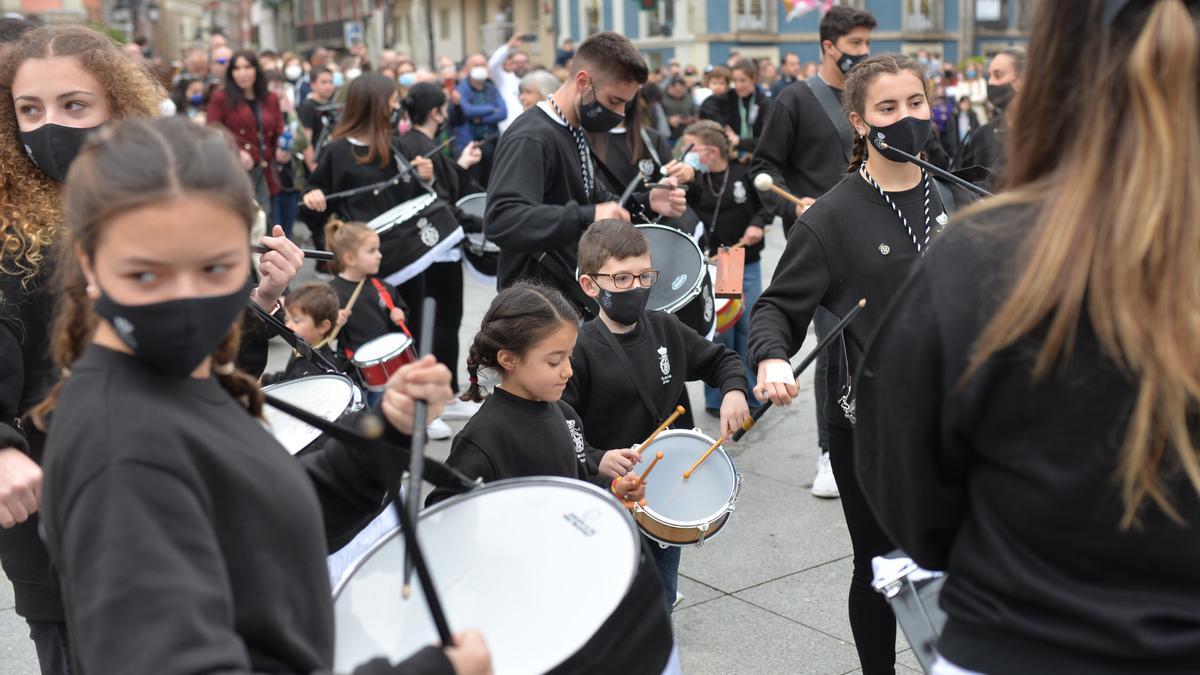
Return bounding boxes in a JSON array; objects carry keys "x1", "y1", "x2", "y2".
[
  {"x1": 671, "y1": 273, "x2": 687, "y2": 291},
  {"x1": 563, "y1": 513, "x2": 596, "y2": 537}
]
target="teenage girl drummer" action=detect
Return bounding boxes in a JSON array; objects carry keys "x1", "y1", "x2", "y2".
[{"x1": 34, "y1": 116, "x2": 491, "y2": 675}]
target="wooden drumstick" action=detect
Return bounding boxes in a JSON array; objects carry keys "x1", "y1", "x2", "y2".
[
  {"x1": 638, "y1": 405, "x2": 686, "y2": 454},
  {"x1": 640, "y1": 451, "x2": 665, "y2": 482},
  {"x1": 683, "y1": 435, "x2": 725, "y2": 479},
  {"x1": 320, "y1": 278, "x2": 365, "y2": 347},
  {"x1": 753, "y1": 173, "x2": 807, "y2": 207}
]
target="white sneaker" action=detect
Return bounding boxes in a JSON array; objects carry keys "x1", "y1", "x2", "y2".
[
  {"x1": 811, "y1": 452, "x2": 839, "y2": 498},
  {"x1": 426, "y1": 417, "x2": 452, "y2": 440},
  {"x1": 441, "y1": 397, "x2": 481, "y2": 420},
  {"x1": 673, "y1": 591, "x2": 684, "y2": 608}
]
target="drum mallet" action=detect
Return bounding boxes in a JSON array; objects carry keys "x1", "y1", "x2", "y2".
[
  {"x1": 683, "y1": 435, "x2": 725, "y2": 480},
  {"x1": 253, "y1": 243, "x2": 335, "y2": 261},
  {"x1": 402, "y1": 297, "x2": 439, "y2": 598},
  {"x1": 637, "y1": 405, "x2": 686, "y2": 454},
  {"x1": 731, "y1": 298, "x2": 867, "y2": 443},
  {"x1": 640, "y1": 451, "x2": 665, "y2": 482},
  {"x1": 753, "y1": 173, "x2": 808, "y2": 208}
]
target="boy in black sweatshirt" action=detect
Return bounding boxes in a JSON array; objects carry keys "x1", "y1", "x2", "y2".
[
  {"x1": 563, "y1": 219, "x2": 750, "y2": 610},
  {"x1": 261, "y1": 283, "x2": 350, "y2": 386},
  {"x1": 485, "y1": 32, "x2": 686, "y2": 316}
]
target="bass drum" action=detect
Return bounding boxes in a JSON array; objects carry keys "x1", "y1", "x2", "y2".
[
  {"x1": 332, "y1": 477, "x2": 675, "y2": 675},
  {"x1": 636, "y1": 224, "x2": 715, "y2": 339},
  {"x1": 455, "y1": 192, "x2": 500, "y2": 284}
]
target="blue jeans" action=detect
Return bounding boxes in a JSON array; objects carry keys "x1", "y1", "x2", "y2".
[
  {"x1": 648, "y1": 538, "x2": 681, "y2": 612},
  {"x1": 706, "y1": 261, "x2": 763, "y2": 411},
  {"x1": 27, "y1": 620, "x2": 71, "y2": 675},
  {"x1": 272, "y1": 190, "x2": 300, "y2": 238}
]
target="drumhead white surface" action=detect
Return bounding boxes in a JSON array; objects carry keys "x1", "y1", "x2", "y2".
[
  {"x1": 454, "y1": 192, "x2": 487, "y2": 220},
  {"x1": 262, "y1": 375, "x2": 358, "y2": 455},
  {"x1": 632, "y1": 430, "x2": 738, "y2": 525},
  {"x1": 333, "y1": 478, "x2": 640, "y2": 674},
  {"x1": 367, "y1": 193, "x2": 437, "y2": 234},
  {"x1": 353, "y1": 332, "x2": 412, "y2": 364}
]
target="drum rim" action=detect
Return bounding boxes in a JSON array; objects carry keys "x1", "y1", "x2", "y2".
[
  {"x1": 352, "y1": 332, "x2": 414, "y2": 365},
  {"x1": 261, "y1": 374, "x2": 364, "y2": 453},
  {"x1": 634, "y1": 223, "x2": 706, "y2": 314},
  {"x1": 367, "y1": 193, "x2": 438, "y2": 235},
  {"x1": 637, "y1": 428, "x2": 739, "y2": 528},
  {"x1": 330, "y1": 475, "x2": 643, "y2": 601},
  {"x1": 453, "y1": 192, "x2": 487, "y2": 210}
]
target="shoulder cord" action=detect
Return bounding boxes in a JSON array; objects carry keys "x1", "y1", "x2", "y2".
[
  {"x1": 547, "y1": 96, "x2": 594, "y2": 200},
  {"x1": 860, "y1": 164, "x2": 932, "y2": 254}
]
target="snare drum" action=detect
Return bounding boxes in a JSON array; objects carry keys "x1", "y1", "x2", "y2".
[
  {"x1": 332, "y1": 477, "x2": 674, "y2": 675},
  {"x1": 710, "y1": 265, "x2": 744, "y2": 334},
  {"x1": 351, "y1": 333, "x2": 417, "y2": 392},
  {"x1": 872, "y1": 551, "x2": 947, "y2": 673},
  {"x1": 631, "y1": 429, "x2": 741, "y2": 546},
  {"x1": 637, "y1": 224, "x2": 715, "y2": 338},
  {"x1": 261, "y1": 374, "x2": 364, "y2": 456},
  {"x1": 369, "y1": 194, "x2": 465, "y2": 286},
  {"x1": 456, "y1": 192, "x2": 500, "y2": 283}
]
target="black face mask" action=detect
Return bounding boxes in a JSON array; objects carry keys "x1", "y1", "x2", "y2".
[
  {"x1": 19, "y1": 122, "x2": 102, "y2": 183},
  {"x1": 596, "y1": 285, "x2": 651, "y2": 326},
  {"x1": 93, "y1": 276, "x2": 253, "y2": 377},
  {"x1": 987, "y1": 82, "x2": 1015, "y2": 110},
  {"x1": 835, "y1": 50, "x2": 870, "y2": 75},
  {"x1": 390, "y1": 106, "x2": 403, "y2": 128},
  {"x1": 866, "y1": 116, "x2": 933, "y2": 163},
  {"x1": 578, "y1": 86, "x2": 624, "y2": 133}
]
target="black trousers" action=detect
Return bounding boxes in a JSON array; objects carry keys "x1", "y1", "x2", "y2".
[
  {"x1": 828, "y1": 424, "x2": 897, "y2": 675},
  {"x1": 395, "y1": 271, "x2": 426, "y2": 346},
  {"x1": 422, "y1": 261, "x2": 465, "y2": 392}
]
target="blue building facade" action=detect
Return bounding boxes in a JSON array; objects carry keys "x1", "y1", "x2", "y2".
[{"x1": 554, "y1": 0, "x2": 1029, "y2": 70}]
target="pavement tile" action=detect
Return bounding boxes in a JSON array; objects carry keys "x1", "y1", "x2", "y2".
[
  {"x1": 673, "y1": 595, "x2": 862, "y2": 675},
  {"x1": 0, "y1": 609, "x2": 38, "y2": 673}
]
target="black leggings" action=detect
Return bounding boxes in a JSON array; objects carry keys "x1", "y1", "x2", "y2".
[
  {"x1": 423, "y1": 261, "x2": 465, "y2": 392},
  {"x1": 395, "y1": 272, "x2": 426, "y2": 346},
  {"x1": 828, "y1": 424, "x2": 897, "y2": 675}
]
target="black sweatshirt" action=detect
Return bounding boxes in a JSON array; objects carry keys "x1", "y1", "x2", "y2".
[
  {"x1": 41, "y1": 344, "x2": 451, "y2": 675},
  {"x1": 855, "y1": 207, "x2": 1200, "y2": 674},
  {"x1": 685, "y1": 162, "x2": 772, "y2": 264},
  {"x1": 699, "y1": 90, "x2": 770, "y2": 155},
  {"x1": 749, "y1": 80, "x2": 849, "y2": 224},
  {"x1": 485, "y1": 104, "x2": 650, "y2": 312},
  {"x1": 304, "y1": 137, "x2": 429, "y2": 224},
  {"x1": 747, "y1": 172, "x2": 950, "y2": 428},
  {"x1": 260, "y1": 343, "x2": 351, "y2": 386},
  {"x1": 427, "y1": 386, "x2": 605, "y2": 505},
  {"x1": 0, "y1": 260, "x2": 61, "y2": 621},
  {"x1": 563, "y1": 311, "x2": 749, "y2": 450},
  {"x1": 330, "y1": 275, "x2": 409, "y2": 356}
]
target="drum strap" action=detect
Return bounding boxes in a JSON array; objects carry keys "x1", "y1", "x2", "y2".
[
  {"x1": 548, "y1": 402, "x2": 591, "y2": 479},
  {"x1": 370, "y1": 278, "x2": 413, "y2": 336},
  {"x1": 598, "y1": 322, "x2": 664, "y2": 424}
]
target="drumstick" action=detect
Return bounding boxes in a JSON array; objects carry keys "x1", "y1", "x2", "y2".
[
  {"x1": 252, "y1": 243, "x2": 334, "y2": 261},
  {"x1": 403, "y1": 297, "x2": 439, "y2": 599},
  {"x1": 637, "y1": 405, "x2": 686, "y2": 454},
  {"x1": 683, "y1": 435, "x2": 724, "y2": 479},
  {"x1": 753, "y1": 173, "x2": 807, "y2": 207},
  {"x1": 732, "y1": 298, "x2": 866, "y2": 442},
  {"x1": 640, "y1": 451, "x2": 665, "y2": 482},
  {"x1": 323, "y1": 279, "x2": 366, "y2": 346}
]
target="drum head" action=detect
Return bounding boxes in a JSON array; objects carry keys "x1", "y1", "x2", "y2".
[
  {"x1": 332, "y1": 478, "x2": 640, "y2": 674},
  {"x1": 367, "y1": 194, "x2": 437, "y2": 234},
  {"x1": 353, "y1": 332, "x2": 413, "y2": 365},
  {"x1": 454, "y1": 192, "x2": 487, "y2": 221},
  {"x1": 632, "y1": 430, "x2": 738, "y2": 526},
  {"x1": 637, "y1": 224, "x2": 706, "y2": 314},
  {"x1": 262, "y1": 375, "x2": 359, "y2": 456}
]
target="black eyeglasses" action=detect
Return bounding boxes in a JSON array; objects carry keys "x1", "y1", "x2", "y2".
[{"x1": 591, "y1": 269, "x2": 659, "y2": 289}]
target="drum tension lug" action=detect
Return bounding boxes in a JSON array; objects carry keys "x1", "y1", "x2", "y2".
[{"x1": 696, "y1": 522, "x2": 711, "y2": 548}]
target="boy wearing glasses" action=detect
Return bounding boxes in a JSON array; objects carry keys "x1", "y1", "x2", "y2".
[{"x1": 565, "y1": 219, "x2": 750, "y2": 610}]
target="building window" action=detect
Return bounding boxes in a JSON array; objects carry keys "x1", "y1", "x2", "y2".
[
  {"x1": 647, "y1": 0, "x2": 675, "y2": 38},
  {"x1": 975, "y1": 0, "x2": 1008, "y2": 29},
  {"x1": 584, "y1": 0, "x2": 601, "y2": 35},
  {"x1": 903, "y1": 0, "x2": 944, "y2": 33},
  {"x1": 734, "y1": 0, "x2": 774, "y2": 33}
]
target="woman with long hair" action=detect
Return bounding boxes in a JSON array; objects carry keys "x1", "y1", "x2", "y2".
[
  {"x1": 34, "y1": 115, "x2": 490, "y2": 675},
  {"x1": 856, "y1": 1, "x2": 1200, "y2": 672},
  {"x1": 207, "y1": 49, "x2": 284, "y2": 214},
  {"x1": 748, "y1": 54, "x2": 970, "y2": 674}
]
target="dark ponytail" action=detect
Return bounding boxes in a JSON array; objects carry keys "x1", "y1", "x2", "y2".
[{"x1": 461, "y1": 282, "x2": 580, "y2": 402}]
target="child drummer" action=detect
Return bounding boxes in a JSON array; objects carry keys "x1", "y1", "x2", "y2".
[
  {"x1": 260, "y1": 282, "x2": 351, "y2": 386},
  {"x1": 562, "y1": 219, "x2": 751, "y2": 610}
]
